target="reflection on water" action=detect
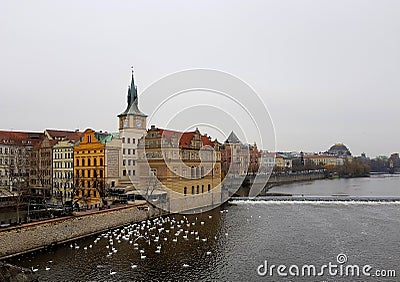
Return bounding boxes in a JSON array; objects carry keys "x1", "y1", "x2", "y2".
[{"x1": 6, "y1": 176, "x2": 400, "y2": 281}]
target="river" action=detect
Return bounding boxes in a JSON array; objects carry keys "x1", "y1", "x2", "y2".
[
  {"x1": 268, "y1": 173, "x2": 400, "y2": 197},
  {"x1": 5, "y1": 175, "x2": 400, "y2": 281}
]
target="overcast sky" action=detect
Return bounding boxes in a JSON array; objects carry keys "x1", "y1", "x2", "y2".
[{"x1": 1, "y1": 1, "x2": 399, "y2": 157}]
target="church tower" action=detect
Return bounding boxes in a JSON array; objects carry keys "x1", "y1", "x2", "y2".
[
  {"x1": 118, "y1": 70, "x2": 147, "y2": 131},
  {"x1": 118, "y1": 70, "x2": 147, "y2": 182}
]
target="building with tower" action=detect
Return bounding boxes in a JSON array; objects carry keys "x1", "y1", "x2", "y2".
[{"x1": 117, "y1": 71, "x2": 147, "y2": 188}]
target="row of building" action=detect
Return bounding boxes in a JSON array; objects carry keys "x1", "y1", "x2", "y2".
[{"x1": 0, "y1": 72, "x2": 352, "y2": 209}]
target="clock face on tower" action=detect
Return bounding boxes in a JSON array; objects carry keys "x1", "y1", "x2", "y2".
[
  {"x1": 123, "y1": 118, "x2": 128, "y2": 128},
  {"x1": 136, "y1": 119, "x2": 142, "y2": 128}
]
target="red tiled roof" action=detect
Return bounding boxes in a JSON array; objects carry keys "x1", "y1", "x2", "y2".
[
  {"x1": 156, "y1": 128, "x2": 216, "y2": 149},
  {"x1": 45, "y1": 129, "x2": 83, "y2": 141},
  {"x1": 0, "y1": 130, "x2": 44, "y2": 146},
  {"x1": 303, "y1": 154, "x2": 336, "y2": 159},
  {"x1": 34, "y1": 138, "x2": 60, "y2": 149}
]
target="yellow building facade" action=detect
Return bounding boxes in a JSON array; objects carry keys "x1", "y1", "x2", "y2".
[
  {"x1": 73, "y1": 129, "x2": 106, "y2": 208},
  {"x1": 138, "y1": 126, "x2": 222, "y2": 195},
  {"x1": 304, "y1": 154, "x2": 338, "y2": 167}
]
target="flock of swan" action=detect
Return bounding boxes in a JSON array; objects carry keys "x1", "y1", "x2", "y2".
[{"x1": 30, "y1": 209, "x2": 230, "y2": 276}]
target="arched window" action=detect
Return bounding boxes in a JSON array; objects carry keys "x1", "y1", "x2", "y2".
[
  {"x1": 202, "y1": 185, "x2": 204, "y2": 193},
  {"x1": 88, "y1": 159, "x2": 91, "y2": 166},
  {"x1": 82, "y1": 159, "x2": 85, "y2": 166},
  {"x1": 94, "y1": 158, "x2": 97, "y2": 166},
  {"x1": 191, "y1": 186, "x2": 194, "y2": 195},
  {"x1": 196, "y1": 185, "x2": 199, "y2": 194},
  {"x1": 100, "y1": 158, "x2": 103, "y2": 166},
  {"x1": 184, "y1": 187, "x2": 187, "y2": 196},
  {"x1": 208, "y1": 184, "x2": 211, "y2": 192}
]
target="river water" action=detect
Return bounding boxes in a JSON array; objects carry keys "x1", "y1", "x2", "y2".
[
  {"x1": 268, "y1": 173, "x2": 400, "y2": 197},
  {"x1": 6, "y1": 175, "x2": 400, "y2": 281}
]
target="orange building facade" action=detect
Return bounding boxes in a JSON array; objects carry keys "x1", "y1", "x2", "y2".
[{"x1": 73, "y1": 129, "x2": 106, "y2": 208}]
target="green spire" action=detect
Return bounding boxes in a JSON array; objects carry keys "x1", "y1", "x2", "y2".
[
  {"x1": 118, "y1": 68, "x2": 146, "y2": 117},
  {"x1": 129, "y1": 68, "x2": 138, "y2": 105}
]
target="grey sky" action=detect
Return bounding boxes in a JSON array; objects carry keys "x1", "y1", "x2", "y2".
[{"x1": 1, "y1": 0, "x2": 399, "y2": 157}]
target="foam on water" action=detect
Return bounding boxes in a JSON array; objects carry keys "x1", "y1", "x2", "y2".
[{"x1": 230, "y1": 198, "x2": 400, "y2": 206}]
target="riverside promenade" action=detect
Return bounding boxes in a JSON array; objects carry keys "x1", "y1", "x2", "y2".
[{"x1": 0, "y1": 201, "x2": 163, "y2": 260}]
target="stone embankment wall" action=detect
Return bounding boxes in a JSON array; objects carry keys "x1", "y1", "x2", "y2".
[
  {"x1": 0, "y1": 204, "x2": 162, "y2": 259},
  {"x1": 234, "y1": 172, "x2": 327, "y2": 197},
  {"x1": 0, "y1": 261, "x2": 38, "y2": 282},
  {"x1": 267, "y1": 172, "x2": 326, "y2": 185}
]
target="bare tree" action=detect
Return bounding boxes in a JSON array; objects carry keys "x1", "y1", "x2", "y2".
[
  {"x1": 72, "y1": 171, "x2": 89, "y2": 210},
  {"x1": 93, "y1": 168, "x2": 108, "y2": 207},
  {"x1": 5, "y1": 145, "x2": 30, "y2": 224}
]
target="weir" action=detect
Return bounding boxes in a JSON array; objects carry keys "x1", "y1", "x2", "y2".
[{"x1": 230, "y1": 196, "x2": 400, "y2": 203}]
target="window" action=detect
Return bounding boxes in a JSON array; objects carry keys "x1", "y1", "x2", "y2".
[
  {"x1": 208, "y1": 184, "x2": 211, "y2": 192},
  {"x1": 123, "y1": 159, "x2": 126, "y2": 166},
  {"x1": 128, "y1": 170, "x2": 131, "y2": 176},
  {"x1": 132, "y1": 138, "x2": 135, "y2": 144},
  {"x1": 100, "y1": 158, "x2": 103, "y2": 166},
  {"x1": 127, "y1": 138, "x2": 130, "y2": 144},
  {"x1": 132, "y1": 149, "x2": 135, "y2": 155},
  {"x1": 94, "y1": 158, "x2": 97, "y2": 166},
  {"x1": 88, "y1": 159, "x2": 91, "y2": 166},
  {"x1": 128, "y1": 159, "x2": 131, "y2": 166},
  {"x1": 123, "y1": 170, "x2": 126, "y2": 176},
  {"x1": 196, "y1": 185, "x2": 199, "y2": 194},
  {"x1": 184, "y1": 187, "x2": 187, "y2": 195},
  {"x1": 202, "y1": 185, "x2": 204, "y2": 193},
  {"x1": 123, "y1": 149, "x2": 126, "y2": 155},
  {"x1": 191, "y1": 186, "x2": 194, "y2": 195},
  {"x1": 132, "y1": 170, "x2": 135, "y2": 176},
  {"x1": 122, "y1": 137, "x2": 125, "y2": 143},
  {"x1": 132, "y1": 160, "x2": 135, "y2": 166},
  {"x1": 128, "y1": 149, "x2": 131, "y2": 155}
]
